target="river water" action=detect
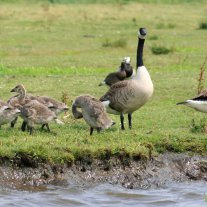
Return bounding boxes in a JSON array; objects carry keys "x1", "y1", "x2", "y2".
[{"x1": 0, "y1": 181, "x2": 206, "y2": 207}]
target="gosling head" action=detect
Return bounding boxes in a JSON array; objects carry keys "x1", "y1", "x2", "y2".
[{"x1": 11, "y1": 84, "x2": 26, "y2": 94}]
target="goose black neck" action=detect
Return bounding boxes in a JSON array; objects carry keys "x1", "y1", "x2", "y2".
[{"x1": 136, "y1": 37, "x2": 145, "y2": 68}]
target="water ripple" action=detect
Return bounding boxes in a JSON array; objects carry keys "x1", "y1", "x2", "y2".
[{"x1": 0, "y1": 181, "x2": 206, "y2": 207}]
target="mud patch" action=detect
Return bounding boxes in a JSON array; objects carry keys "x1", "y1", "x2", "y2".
[{"x1": 0, "y1": 153, "x2": 206, "y2": 190}]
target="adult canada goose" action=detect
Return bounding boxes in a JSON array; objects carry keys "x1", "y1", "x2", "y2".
[
  {"x1": 99, "y1": 57, "x2": 133, "y2": 87},
  {"x1": 100, "y1": 28, "x2": 153, "y2": 130},
  {"x1": 177, "y1": 89, "x2": 207, "y2": 112},
  {"x1": 72, "y1": 95, "x2": 115, "y2": 135},
  {"x1": 0, "y1": 100, "x2": 20, "y2": 128},
  {"x1": 20, "y1": 100, "x2": 60, "y2": 135}
]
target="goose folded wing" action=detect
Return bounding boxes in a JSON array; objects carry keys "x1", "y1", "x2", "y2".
[
  {"x1": 99, "y1": 81, "x2": 129, "y2": 112},
  {"x1": 192, "y1": 90, "x2": 207, "y2": 101}
]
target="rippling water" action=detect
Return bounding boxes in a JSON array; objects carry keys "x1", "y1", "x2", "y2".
[{"x1": 0, "y1": 181, "x2": 206, "y2": 207}]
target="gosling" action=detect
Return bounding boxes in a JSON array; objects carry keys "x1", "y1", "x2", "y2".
[
  {"x1": 0, "y1": 100, "x2": 20, "y2": 128},
  {"x1": 72, "y1": 95, "x2": 115, "y2": 135},
  {"x1": 9, "y1": 84, "x2": 68, "y2": 129},
  {"x1": 20, "y1": 100, "x2": 60, "y2": 135}
]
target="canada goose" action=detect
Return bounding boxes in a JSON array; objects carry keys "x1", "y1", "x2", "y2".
[
  {"x1": 100, "y1": 28, "x2": 153, "y2": 130},
  {"x1": 9, "y1": 84, "x2": 68, "y2": 129},
  {"x1": 72, "y1": 95, "x2": 115, "y2": 135},
  {"x1": 0, "y1": 100, "x2": 20, "y2": 128},
  {"x1": 99, "y1": 57, "x2": 133, "y2": 87},
  {"x1": 177, "y1": 90, "x2": 207, "y2": 112},
  {"x1": 20, "y1": 100, "x2": 59, "y2": 135}
]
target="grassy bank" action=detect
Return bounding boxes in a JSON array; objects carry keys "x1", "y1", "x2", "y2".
[{"x1": 0, "y1": 1, "x2": 206, "y2": 165}]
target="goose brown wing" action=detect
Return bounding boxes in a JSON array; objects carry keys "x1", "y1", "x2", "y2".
[
  {"x1": 100, "y1": 81, "x2": 130, "y2": 111},
  {"x1": 104, "y1": 72, "x2": 119, "y2": 86}
]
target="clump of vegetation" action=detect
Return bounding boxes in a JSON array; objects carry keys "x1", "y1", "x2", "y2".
[
  {"x1": 102, "y1": 38, "x2": 127, "y2": 48},
  {"x1": 197, "y1": 56, "x2": 207, "y2": 94},
  {"x1": 190, "y1": 118, "x2": 207, "y2": 133},
  {"x1": 199, "y1": 22, "x2": 207, "y2": 30},
  {"x1": 151, "y1": 45, "x2": 173, "y2": 55},
  {"x1": 148, "y1": 35, "x2": 158, "y2": 40},
  {"x1": 61, "y1": 91, "x2": 71, "y2": 106}
]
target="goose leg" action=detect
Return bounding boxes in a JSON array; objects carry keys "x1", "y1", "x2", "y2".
[
  {"x1": 120, "y1": 113, "x2": 125, "y2": 130},
  {"x1": 128, "y1": 113, "x2": 132, "y2": 129},
  {"x1": 97, "y1": 127, "x2": 101, "y2": 133},
  {"x1": 11, "y1": 117, "x2": 18, "y2": 128},
  {"x1": 21, "y1": 121, "x2": 27, "y2": 131},
  {"x1": 45, "y1": 124, "x2": 50, "y2": 132},
  {"x1": 29, "y1": 126, "x2": 33, "y2": 135},
  {"x1": 90, "y1": 127, "x2": 94, "y2": 135},
  {"x1": 41, "y1": 124, "x2": 46, "y2": 130}
]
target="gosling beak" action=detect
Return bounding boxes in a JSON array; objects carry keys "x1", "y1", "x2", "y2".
[
  {"x1": 99, "y1": 81, "x2": 105, "y2": 86},
  {"x1": 10, "y1": 88, "x2": 15, "y2": 92}
]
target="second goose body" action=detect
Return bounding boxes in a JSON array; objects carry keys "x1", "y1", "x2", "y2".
[
  {"x1": 99, "y1": 57, "x2": 133, "y2": 87},
  {"x1": 177, "y1": 90, "x2": 207, "y2": 113},
  {"x1": 100, "y1": 28, "x2": 153, "y2": 130}
]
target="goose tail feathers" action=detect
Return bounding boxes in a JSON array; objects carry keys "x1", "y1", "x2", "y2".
[{"x1": 55, "y1": 118, "x2": 64, "y2": 124}]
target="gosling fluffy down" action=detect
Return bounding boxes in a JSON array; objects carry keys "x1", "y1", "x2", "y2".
[
  {"x1": 21, "y1": 100, "x2": 59, "y2": 135},
  {"x1": 72, "y1": 95, "x2": 115, "y2": 135},
  {"x1": 0, "y1": 100, "x2": 20, "y2": 127}
]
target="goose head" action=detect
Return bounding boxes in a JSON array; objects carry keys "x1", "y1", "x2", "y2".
[
  {"x1": 120, "y1": 57, "x2": 133, "y2": 78},
  {"x1": 11, "y1": 84, "x2": 26, "y2": 95},
  {"x1": 138, "y1": 28, "x2": 147, "y2": 39},
  {"x1": 123, "y1": 57, "x2": 130, "y2": 64}
]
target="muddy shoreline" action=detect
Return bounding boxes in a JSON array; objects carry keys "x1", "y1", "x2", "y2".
[{"x1": 0, "y1": 153, "x2": 206, "y2": 190}]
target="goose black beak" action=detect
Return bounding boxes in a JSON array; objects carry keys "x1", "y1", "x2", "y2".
[{"x1": 10, "y1": 88, "x2": 15, "y2": 92}]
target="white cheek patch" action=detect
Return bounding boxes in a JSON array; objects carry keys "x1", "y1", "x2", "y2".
[{"x1": 123, "y1": 57, "x2": 130, "y2": 64}]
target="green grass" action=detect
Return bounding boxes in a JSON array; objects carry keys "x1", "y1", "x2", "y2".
[{"x1": 0, "y1": 1, "x2": 207, "y2": 165}]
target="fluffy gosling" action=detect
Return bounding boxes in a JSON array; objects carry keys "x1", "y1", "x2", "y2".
[{"x1": 72, "y1": 95, "x2": 115, "y2": 135}]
